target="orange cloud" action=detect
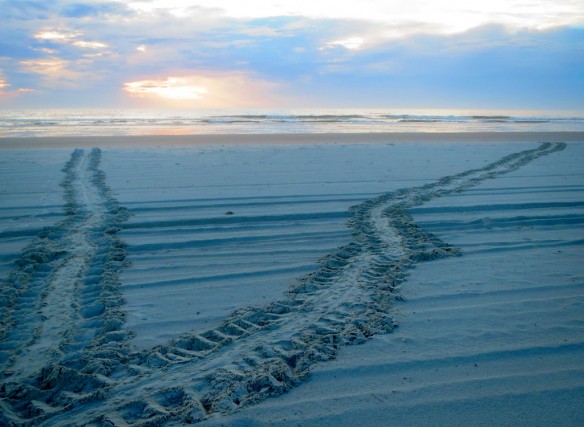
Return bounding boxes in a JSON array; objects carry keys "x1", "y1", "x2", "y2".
[
  {"x1": 0, "y1": 71, "x2": 36, "y2": 99},
  {"x1": 123, "y1": 73, "x2": 282, "y2": 107},
  {"x1": 124, "y1": 77, "x2": 208, "y2": 100},
  {"x1": 19, "y1": 58, "x2": 95, "y2": 87},
  {"x1": 0, "y1": 70, "x2": 12, "y2": 96}
]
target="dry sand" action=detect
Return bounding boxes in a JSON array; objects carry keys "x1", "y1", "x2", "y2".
[
  {"x1": 0, "y1": 134, "x2": 582, "y2": 426},
  {"x1": 1, "y1": 131, "x2": 584, "y2": 149}
]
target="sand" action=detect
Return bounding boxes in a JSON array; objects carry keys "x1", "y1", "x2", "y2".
[
  {"x1": 0, "y1": 134, "x2": 582, "y2": 426},
  {"x1": 1, "y1": 131, "x2": 584, "y2": 150}
]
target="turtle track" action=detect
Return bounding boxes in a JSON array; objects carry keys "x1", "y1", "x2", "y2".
[
  {"x1": 0, "y1": 142, "x2": 566, "y2": 425},
  {"x1": 0, "y1": 148, "x2": 131, "y2": 425}
]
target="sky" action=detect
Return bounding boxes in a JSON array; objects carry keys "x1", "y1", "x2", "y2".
[{"x1": 1, "y1": 0, "x2": 583, "y2": 110}]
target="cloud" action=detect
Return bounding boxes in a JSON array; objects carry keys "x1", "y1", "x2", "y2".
[
  {"x1": 0, "y1": 76, "x2": 9, "y2": 90},
  {"x1": 125, "y1": 0, "x2": 584, "y2": 35},
  {"x1": 239, "y1": 27, "x2": 286, "y2": 37},
  {"x1": 124, "y1": 77, "x2": 208, "y2": 100},
  {"x1": 296, "y1": 26, "x2": 584, "y2": 109},
  {"x1": 61, "y1": 2, "x2": 115, "y2": 17},
  {"x1": 34, "y1": 29, "x2": 109, "y2": 49},
  {"x1": 73, "y1": 40, "x2": 108, "y2": 49},
  {"x1": 0, "y1": 69, "x2": 37, "y2": 99},
  {"x1": 123, "y1": 72, "x2": 284, "y2": 107},
  {"x1": 321, "y1": 37, "x2": 365, "y2": 51},
  {"x1": 19, "y1": 57, "x2": 98, "y2": 87},
  {"x1": 0, "y1": 0, "x2": 582, "y2": 108},
  {"x1": 34, "y1": 30, "x2": 79, "y2": 41},
  {"x1": 2, "y1": 1, "x2": 50, "y2": 20}
]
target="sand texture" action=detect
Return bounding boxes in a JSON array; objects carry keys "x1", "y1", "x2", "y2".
[
  {"x1": 2, "y1": 131, "x2": 584, "y2": 149},
  {"x1": 0, "y1": 139, "x2": 582, "y2": 425}
]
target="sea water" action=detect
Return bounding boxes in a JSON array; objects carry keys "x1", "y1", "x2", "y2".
[{"x1": 1, "y1": 108, "x2": 583, "y2": 137}]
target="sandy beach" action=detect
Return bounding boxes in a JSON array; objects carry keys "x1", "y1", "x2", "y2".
[
  {"x1": 1, "y1": 132, "x2": 584, "y2": 150},
  {"x1": 0, "y1": 134, "x2": 582, "y2": 426}
]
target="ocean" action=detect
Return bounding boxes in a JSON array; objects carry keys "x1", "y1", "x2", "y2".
[{"x1": 1, "y1": 108, "x2": 583, "y2": 138}]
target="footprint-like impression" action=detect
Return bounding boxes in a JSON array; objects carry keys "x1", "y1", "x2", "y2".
[
  {"x1": 0, "y1": 148, "x2": 131, "y2": 423},
  {"x1": 0, "y1": 143, "x2": 566, "y2": 425}
]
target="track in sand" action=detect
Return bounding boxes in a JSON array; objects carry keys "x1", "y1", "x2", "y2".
[{"x1": 0, "y1": 143, "x2": 566, "y2": 425}]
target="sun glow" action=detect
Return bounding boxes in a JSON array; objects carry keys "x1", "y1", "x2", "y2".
[
  {"x1": 124, "y1": 77, "x2": 208, "y2": 100},
  {"x1": 123, "y1": 73, "x2": 282, "y2": 107}
]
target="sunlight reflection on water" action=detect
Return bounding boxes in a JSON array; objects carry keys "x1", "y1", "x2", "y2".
[{"x1": 0, "y1": 108, "x2": 583, "y2": 137}]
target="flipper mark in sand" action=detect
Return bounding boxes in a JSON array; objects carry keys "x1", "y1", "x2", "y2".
[{"x1": 0, "y1": 142, "x2": 566, "y2": 425}]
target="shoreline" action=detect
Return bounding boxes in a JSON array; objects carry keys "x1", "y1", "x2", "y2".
[{"x1": 1, "y1": 131, "x2": 584, "y2": 149}]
